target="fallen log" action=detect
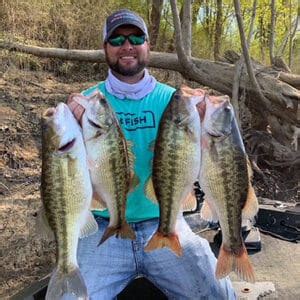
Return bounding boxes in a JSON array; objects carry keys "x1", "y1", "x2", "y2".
[{"x1": 0, "y1": 40, "x2": 299, "y2": 126}]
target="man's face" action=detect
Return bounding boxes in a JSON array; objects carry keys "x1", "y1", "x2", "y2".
[{"x1": 104, "y1": 25, "x2": 150, "y2": 77}]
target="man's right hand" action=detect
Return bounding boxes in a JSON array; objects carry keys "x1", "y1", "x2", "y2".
[
  {"x1": 67, "y1": 92, "x2": 105, "y2": 126},
  {"x1": 67, "y1": 93, "x2": 86, "y2": 126}
]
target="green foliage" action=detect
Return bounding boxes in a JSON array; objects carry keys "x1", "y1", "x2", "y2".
[{"x1": 0, "y1": 0, "x2": 298, "y2": 72}]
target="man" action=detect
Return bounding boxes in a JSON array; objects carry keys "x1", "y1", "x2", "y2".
[{"x1": 69, "y1": 9, "x2": 236, "y2": 300}]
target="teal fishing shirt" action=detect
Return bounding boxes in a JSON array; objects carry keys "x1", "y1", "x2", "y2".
[{"x1": 82, "y1": 81, "x2": 175, "y2": 222}]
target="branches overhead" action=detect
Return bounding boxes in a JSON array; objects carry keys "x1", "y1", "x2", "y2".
[{"x1": 233, "y1": 0, "x2": 267, "y2": 108}]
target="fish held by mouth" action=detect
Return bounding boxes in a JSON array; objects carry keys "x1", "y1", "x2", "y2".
[
  {"x1": 41, "y1": 103, "x2": 98, "y2": 300},
  {"x1": 198, "y1": 94, "x2": 258, "y2": 282},
  {"x1": 69, "y1": 92, "x2": 137, "y2": 245},
  {"x1": 145, "y1": 86, "x2": 203, "y2": 256}
]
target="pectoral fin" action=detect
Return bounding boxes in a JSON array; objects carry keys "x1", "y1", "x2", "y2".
[
  {"x1": 35, "y1": 206, "x2": 55, "y2": 240},
  {"x1": 79, "y1": 211, "x2": 98, "y2": 238},
  {"x1": 242, "y1": 184, "x2": 259, "y2": 220},
  {"x1": 145, "y1": 177, "x2": 158, "y2": 204},
  {"x1": 90, "y1": 190, "x2": 107, "y2": 211},
  {"x1": 200, "y1": 199, "x2": 219, "y2": 222},
  {"x1": 129, "y1": 173, "x2": 140, "y2": 193},
  {"x1": 181, "y1": 192, "x2": 197, "y2": 212}
]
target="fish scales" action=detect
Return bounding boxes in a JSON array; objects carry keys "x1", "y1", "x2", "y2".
[
  {"x1": 199, "y1": 95, "x2": 258, "y2": 282},
  {"x1": 95, "y1": 124, "x2": 128, "y2": 222},
  {"x1": 202, "y1": 136, "x2": 248, "y2": 250},
  {"x1": 155, "y1": 105, "x2": 190, "y2": 231},
  {"x1": 145, "y1": 90, "x2": 201, "y2": 256},
  {"x1": 78, "y1": 93, "x2": 136, "y2": 244},
  {"x1": 41, "y1": 103, "x2": 98, "y2": 299},
  {"x1": 42, "y1": 142, "x2": 88, "y2": 272}
]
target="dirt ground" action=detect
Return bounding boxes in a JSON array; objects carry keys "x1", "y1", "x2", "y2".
[{"x1": 0, "y1": 66, "x2": 298, "y2": 299}]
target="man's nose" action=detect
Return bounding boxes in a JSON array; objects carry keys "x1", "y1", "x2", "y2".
[{"x1": 121, "y1": 39, "x2": 133, "y2": 50}]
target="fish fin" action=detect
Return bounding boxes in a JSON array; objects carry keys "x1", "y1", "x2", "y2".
[
  {"x1": 200, "y1": 199, "x2": 219, "y2": 222},
  {"x1": 117, "y1": 221, "x2": 136, "y2": 240},
  {"x1": 144, "y1": 232, "x2": 183, "y2": 256},
  {"x1": 126, "y1": 140, "x2": 135, "y2": 168},
  {"x1": 216, "y1": 243, "x2": 255, "y2": 283},
  {"x1": 129, "y1": 173, "x2": 140, "y2": 193},
  {"x1": 46, "y1": 266, "x2": 88, "y2": 300},
  {"x1": 181, "y1": 192, "x2": 197, "y2": 212},
  {"x1": 145, "y1": 176, "x2": 158, "y2": 203},
  {"x1": 79, "y1": 211, "x2": 98, "y2": 238},
  {"x1": 126, "y1": 140, "x2": 140, "y2": 193},
  {"x1": 35, "y1": 206, "x2": 55, "y2": 240},
  {"x1": 242, "y1": 184, "x2": 259, "y2": 220},
  {"x1": 246, "y1": 155, "x2": 254, "y2": 180},
  {"x1": 90, "y1": 190, "x2": 107, "y2": 211},
  {"x1": 98, "y1": 222, "x2": 136, "y2": 246},
  {"x1": 98, "y1": 226, "x2": 116, "y2": 245}
]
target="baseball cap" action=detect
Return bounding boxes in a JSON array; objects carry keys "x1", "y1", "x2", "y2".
[{"x1": 103, "y1": 9, "x2": 149, "y2": 42}]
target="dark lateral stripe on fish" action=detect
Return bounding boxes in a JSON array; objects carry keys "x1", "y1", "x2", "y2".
[
  {"x1": 154, "y1": 125, "x2": 184, "y2": 232},
  {"x1": 106, "y1": 130, "x2": 129, "y2": 226},
  {"x1": 215, "y1": 139, "x2": 248, "y2": 247}
]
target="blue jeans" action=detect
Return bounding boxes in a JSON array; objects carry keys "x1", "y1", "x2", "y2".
[{"x1": 77, "y1": 215, "x2": 236, "y2": 300}]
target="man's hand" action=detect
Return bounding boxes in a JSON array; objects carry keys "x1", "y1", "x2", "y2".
[
  {"x1": 67, "y1": 92, "x2": 105, "y2": 126},
  {"x1": 67, "y1": 93, "x2": 86, "y2": 126}
]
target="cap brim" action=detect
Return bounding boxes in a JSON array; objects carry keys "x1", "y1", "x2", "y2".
[{"x1": 105, "y1": 20, "x2": 147, "y2": 41}]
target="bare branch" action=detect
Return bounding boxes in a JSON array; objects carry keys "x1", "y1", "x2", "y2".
[
  {"x1": 214, "y1": 0, "x2": 223, "y2": 61},
  {"x1": 276, "y1": 18, "x2": 298, "y2": 57},
  {"x1": 181, "y1": 0, "x2": 192, "y2": 57},
  {"x1": 269, "y1": 0, "x2": 276, "y2": 65},
  {"x1": 149, "y1": 0, "x2": 164, "y2": 50},
  {"x1": 247, "y1": 0, "x2": 257, "y2": 46},
  {"x1": 233, "y1": 0, "x2": 267, "y2": 108},
  {"x1": 1, "y1": 40, "x2": 298, "y2": 125}
]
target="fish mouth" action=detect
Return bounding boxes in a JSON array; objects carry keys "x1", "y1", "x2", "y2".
[
  {"x1": 206, "y1": 128, "x2": 232, "y2": 139},
  {"x1": 58, "y1": 138, "x2": 76, "y2": 152},
  {"x1": 207, "y1": 132, "x2": 224, "y2": 138},
  {"x1": 87, "y1": 118, "x2": 103, "y2": 129}
]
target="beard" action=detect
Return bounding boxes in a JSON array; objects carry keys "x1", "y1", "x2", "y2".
[{"x1": 105, "y1": 50, "x2": 149, "y2": 76}]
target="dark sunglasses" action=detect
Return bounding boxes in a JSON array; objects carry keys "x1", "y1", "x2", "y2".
[{"x1": 107, "y1": 34, "x2": 146, "y2": 47}]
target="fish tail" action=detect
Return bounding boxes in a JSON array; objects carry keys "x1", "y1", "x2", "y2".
[
  {"x1": 98, "y1": 223, "x2": 136, "y2": 246},
  {"x1": 98, "y1": 226, "x2": 117, "y2": 245},
  {"x1": 144, "y1": 231, "x2": 183, "y2": 256},
  {"x1": 216, "y1": 243, "x2": 255, "y2": 283},
  {"x1": 118, "y1": 221, "x2": 136, "y2": 240},
  {"x1": 46, "y1": 266, "x2": 88, "y2": 300}
]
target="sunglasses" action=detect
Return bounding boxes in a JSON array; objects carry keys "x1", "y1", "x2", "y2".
[{"x1": 107, "y1": 34, "x2": 146, "y2": 47}]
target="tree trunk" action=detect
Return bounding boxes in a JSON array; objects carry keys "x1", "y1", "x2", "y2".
[
  {"x1": 192, "y1": 0, "x2": 202, "y2": 26},
  {"x1": 233, "y1": 0, "x2": 266, "y2": 107},
  {"x1": 149, "y1": 0, "x2": 164, "y2": 50},
  {"x1": 269, "y1": 0, "x2": 276, "y2": 65},
  {"x1": 1, "y1": 40, "x2": 298, "y2": 124},
  {"x1": 232, "y1": 0, "x2": 257, "y2": 128},
  {"x1": 181, "y1": 0, "x2": 192, "y2": 57},
  {"x1": 214, "y1": 0, "x2": 222, "y2": 61}
]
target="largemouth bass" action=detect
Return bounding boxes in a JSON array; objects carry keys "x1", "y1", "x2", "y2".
[
  {"x1": 198, "y1": 95, "x2": 258, "y2": 282},
  {"x1": 69, "y1": 92, "x2": 136, "y2": 245},
  {"x1": 41, "y1": 103, "x2": 98, "y2": 300},
  {"x1": 145, "y1": 87, "x2": 201, "y2": 256}
]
